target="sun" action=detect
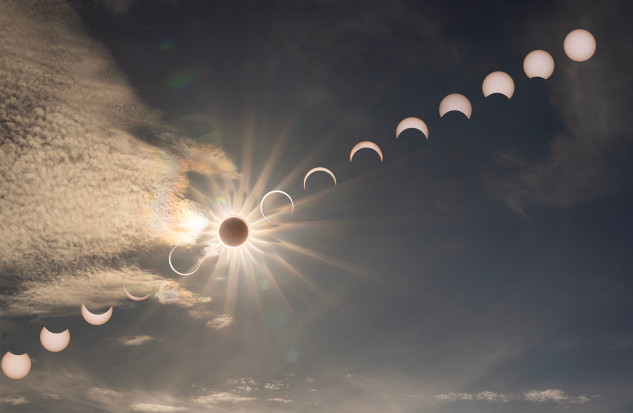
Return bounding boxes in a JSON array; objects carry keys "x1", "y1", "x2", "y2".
[{"x1": 216, "y1": 215, "x2": 250, "y2": 249}]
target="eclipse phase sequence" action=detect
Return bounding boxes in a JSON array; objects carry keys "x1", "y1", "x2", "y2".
[{"x1": 2, "y1": 28, "x2": 598, "y2": 381}]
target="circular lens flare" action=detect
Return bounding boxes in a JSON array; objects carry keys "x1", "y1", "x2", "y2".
[{"x1": 217, "y1": 216, "x2": 250, "y2": 249}]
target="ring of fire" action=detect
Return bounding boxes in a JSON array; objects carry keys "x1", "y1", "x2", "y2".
[{"x1": 217, "y1": 216, "x2": 250, "y2": 249}]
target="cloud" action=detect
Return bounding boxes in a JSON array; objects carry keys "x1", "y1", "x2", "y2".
[
  {"x1": 475, "y1": 391, "x2": 511, "y2": 402},
  {"x1": 2, "y1": 267, "x2": 211, "y2": 317},
  {"x1": 1, "y1": 364, "x2": 193, "y2": 413},
  {"x1": 484, "y1": 1, "x2": 633, "y2": 214},
  {"x1": 268, "y1": 398, "x2": 293, "y2": 404},
  {"x1": 205, "y1": 314, "x2": 234, "y2": 330},
  {"x1": 129, "y1": 403, "x2": 187, "y2": 412},
  {"x1": 0, "y1": 0, "x2": 234, "y2": 318},
  {"x1": 43, "y1": 394, "x2": 60, "y2": 400},
  {"x1": 88, "y1": 387, "x2": 120, "y2": 398},
  {"x1": 0, "y1": 396, "x2": 29, "y2": 406},
  {"x1": 523, "y1": 389, "x2": 595, "y2": 405},
  {"x1": 116, "y1": 335, "x2": 156, "y2": 346},
  {"x1": 225, "y1": 378, "x2": 258, "y2": 394},
  {"x1": 192, "y1": 392, "x2": 256, "y2": 404},
  {"x1": 434, "y1": 392, "x2": 474, "y2": 402},
  {"x1": 264, "y1": 380, "x2": 290, "y2": 391},
  {"x1": 434, "y1": 389, "x2": 596, "y2": 407}
]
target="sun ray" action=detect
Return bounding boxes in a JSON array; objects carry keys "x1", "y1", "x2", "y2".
[{"x1": 239, "y1": 121, "x2": 293, "y2": 217}]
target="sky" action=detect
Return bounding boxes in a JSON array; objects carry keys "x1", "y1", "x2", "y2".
[{"x1": 1, "y1": 0, "x2": 633, "y2": 412}]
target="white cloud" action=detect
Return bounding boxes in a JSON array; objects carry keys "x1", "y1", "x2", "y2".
[
  {"x1": 88, "y1": 387, "x2": 120, "y2": 398},
  {"x1": 523, "y1": 389, "x2": 595, "y2": 405},
  {"x1": 434, "y1": 389, "x2": 596, "y2": 406},
  {"x1": 434, "y1": 392, "x2": 473, "y2": 402},
  {"x1": 129, "y1": 403, "x2": 187, "y2": 412},
  {"x1": 0, "y1": 396, "x2": 29, "y2": 405},
  {"x1": 205, "y1": 314, "x2": 234, "y2": 330},
  {"x1": 0, "y1": 0, "x2": 233, "y2": 318},
  {"x1": 268, "y1": 398, "x2": 293, "y2": 404},
  {"x1": 264, "y1": 380, "x2": 289, "y2": 390},
  {"x1": 154, "y1": 280, "x2": 212, "y2": 308},
  {"x1": 475, "y1": 391, "x2": 511, "y2": 403},
  {"x1": 192, "y1": 392, "x2": 256, "y2": 404},
  {"x1": 2, "y1": 267, "x2": 211, "y2": 317},
  {"x1": 44, "y1": 394, "x2": 60, "y2": 400},
  {"x1": 225, "y1": 377, "x2": 258, "y2": 394},
  {"x1": 116, "y1": 335, "x2": 156, "y2": 346}
]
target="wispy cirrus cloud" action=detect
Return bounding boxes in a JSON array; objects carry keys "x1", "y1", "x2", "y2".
[
  {"x1": 523, "y1": 389, "x2": 596, "y2": 405},
  {"x1": 116, "y1": 335, "x2": 156, "y2": 347},
  {"x1": 205, "y1": 314, "x2": 234, "y2": 330},
  {"x1": 192, "y1": 392, "x2": 257, "y2": 405},
  {"x1": 0, "y1": 396, "x2": 29, "y2": 406},
  {"x1": 434, "y1": 388, "x2": 597, "y2": 407},
  {"x1": 129, "y1": 403, "x2": 187, "y2": 412}
]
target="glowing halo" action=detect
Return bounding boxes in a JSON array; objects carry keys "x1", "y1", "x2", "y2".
[
  {"x1": 439, "y1": 93, "x2": 472, "y2": 118},
  {"x1": 217, "y1": 215, "x2": 250, "y2": 249},
  {"x1": 260, "y1": 190, "x2": 294, "y2": 223},
  {"x1": 122, "y1": 280, "x2": 155, "y2": 301},
  {"x1": 1, "y1": 352, "x2": 31, "y2": 380},
  {"x1": 169, "y1": 245, "x2": 202, "y2": 276},
  {"x1": 396, "y1": 117, "x2": 429, "y2": 139},
  {"x1": 350, "y1": 141, "x2": 383, "y2": 162},
  {"x1": 304, "y1": 167, "x2": 337, "y2": 190},
  {"x1": 81, "y1": 304, "x2": 113, "y2": 326},
  {"x1": 40, "y1": 327, "x2": 70, "y2": 352}
]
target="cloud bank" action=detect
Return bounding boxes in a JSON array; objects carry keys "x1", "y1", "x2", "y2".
[{"x1": 0, "y1": 0, "x2": 235, "y2": 317}]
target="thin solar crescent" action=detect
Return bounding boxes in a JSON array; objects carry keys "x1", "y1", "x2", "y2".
[
  {"x1": 260, "y1": 190, "x2": 294, "y2": 223},
  {"x1": 304, "y1": 167, "x2": 337, "y2": 190},
  {"x1": 122, "y1": 280, "x2": 155, "y2": 301},
  {"x1": 396, "y1": 117, "x2": 429, "y2": 139},
  {"x1": 350, "y1": 141, "x2": 383, "y2": 162}
]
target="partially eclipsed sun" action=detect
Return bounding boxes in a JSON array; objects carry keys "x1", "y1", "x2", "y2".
[{"x1": 217, "y1": 216, "x2": 250, "y2": 249}]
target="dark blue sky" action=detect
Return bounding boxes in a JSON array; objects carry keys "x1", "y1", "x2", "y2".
[{"x1": 2, "y1": 0, "x2": 633, "y2": 412}]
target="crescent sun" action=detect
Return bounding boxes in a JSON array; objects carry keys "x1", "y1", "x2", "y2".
[
  {"x1": 81, "y1": 304, "x2": 113, "y2": 326},
  {"x1": 1, "y1": 352, "x2": 31, "y2": 380},
  {"x1": 260, "y1": 190, "x2": 294, "y2": 223},
  {"x1": 439, "y1": 93, "x2": 472, "y2": 119},
  {"x1": 350, "y1": 141, "x2": 383, "y2": 162},
  {"x1": 396, "y1": 117, "x2": 429, "y2": 139},
  {"x1": 303, "y1": 167, "x2": 337, "y2": 190},
  {"x1": 122, "y1": 280, "x2": 155, "y2": 301},
  {"x1": 169, "y1": 245, "x2": 202, "y2": 276},
  {"x1": 482, "y1": 71, "x2": 515, "y2": 99},
  {"x1": 40, "y1": 327, "x2": 71, "y2": 352}
]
